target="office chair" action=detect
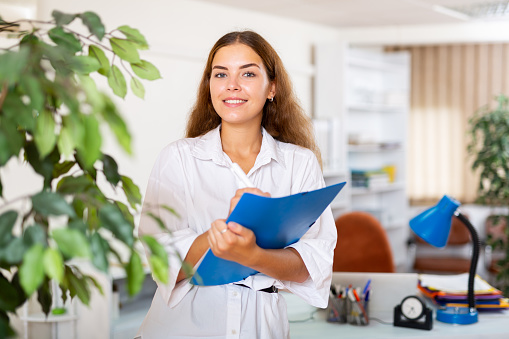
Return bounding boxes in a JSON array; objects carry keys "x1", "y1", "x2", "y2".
[
  {"x1": 408, "y1": 214, "x2": 472, "y2": 274},
  {"x1": 333, "y1": 211, "x2": 396, "y2": 273}
]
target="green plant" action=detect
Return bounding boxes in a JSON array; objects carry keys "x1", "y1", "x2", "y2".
[
  {"x1": 468, "y1": 94, "x2": 509, "y2": 295},
  {"x1": 0, "y1": 10, "x2": 171, "y2": 336}
]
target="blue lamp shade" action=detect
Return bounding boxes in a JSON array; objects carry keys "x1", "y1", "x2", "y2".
[{"x1": 409, "y1": 195, "x2": 461, "y2": 248}]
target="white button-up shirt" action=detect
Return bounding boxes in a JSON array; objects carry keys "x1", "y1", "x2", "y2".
[{"x1": 137, "y1": 126, "x2": 336, "y2": 339}]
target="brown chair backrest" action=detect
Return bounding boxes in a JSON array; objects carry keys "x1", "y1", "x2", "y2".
[{"x1": 333, "y1": 211, "x2": 395, "y2": 273}]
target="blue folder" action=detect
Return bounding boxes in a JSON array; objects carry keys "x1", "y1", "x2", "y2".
[{"x1": 191, "y1": 181, "x2": 346, "y2": 286}]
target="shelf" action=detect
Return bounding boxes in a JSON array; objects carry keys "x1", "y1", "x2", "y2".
[
  {"x1": 351, "y1": 182, "x2": 404, "y2": 195},
  {"x1": 348, "y1": 144, "x2": 402, "y2": 152},
  {"x1": 347, "y1": 102, "x2": 406, "y2": 113}
]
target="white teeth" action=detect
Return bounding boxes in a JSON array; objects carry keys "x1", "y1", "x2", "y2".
[{"x1": 224, "y1": 100, "x2": 246, "y2": 104}]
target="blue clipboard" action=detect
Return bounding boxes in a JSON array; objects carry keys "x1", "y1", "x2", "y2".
[{"x1": 191, "y1": 181, "x2": 346, "y2": 286}]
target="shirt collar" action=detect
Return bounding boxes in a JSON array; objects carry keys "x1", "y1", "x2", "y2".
[{"x1": 190, "y1": 125, "x2": 286, "y2": 169}]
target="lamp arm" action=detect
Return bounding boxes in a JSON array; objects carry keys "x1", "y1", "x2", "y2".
[{"x1": 455, "y1": 211, "x2": 480, "y2": 310}]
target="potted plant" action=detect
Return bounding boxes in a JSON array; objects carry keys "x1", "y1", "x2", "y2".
[
  {"x1": 0, "y1": 10, "x2": 172, "y2": 336},
  {"x1": 468, "y1": 94, "x2": 509, "y2": 295}
]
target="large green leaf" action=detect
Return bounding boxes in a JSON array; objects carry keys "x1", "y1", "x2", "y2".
[
  {"x1": 48, "y1": 27, "x2": 82, "y2": 54},
  {"x1": 0, "y1": 310, "x2": 16, "y2": 338},
  {"x1": 107, "y1": 65, "x2": 127, "y2": 99},
  {"x1": 0, "y1": 46, "x2": 29, "y2": 84},
  {"x1": 56, "y1": 125, "x2": 75, "y2": 158},
  {"x1": 109, "y1": 38, "x2": 140, "y2": 64},
  {"x1": 62, "y1": 114, "x2": 85, "y2": 151},
  {"x1": 126, "y1": 251, "x2": 144, "y2": 296},
  {"x1": 23, "y1": 224, "x2": 47, "y2": 247},
  {"x1": 52, "y1": 228, "x2": 91, "y2": 259},
  {"x1": 0, "y1": 132, "x2": 10, "y2": 166},
  {"x1": 31, "y1": 191, "x2": 76, "y2": 218},
  {"x1": 90, "y1": 233, "x2": 109, "y2": 273},
  {"x1": 0, "y1": 211, "x2": 17, "y2": 246},
  {"x1": 142, "y1": 235, "x2": 169, "y2": 284},
  {"x1": 56, "y1": 175, "x2": 95, "y2": 194},
  {"x1": 20, "y1": 75, "x2": 44, "y2": 112},
  {"x1": 117, "y1": 25, "x2": 148, "y2": 50},
  {"x1": 88, "y1": 45, "x2": 110, "y2": 76},
  {"x1": 25, "y1": 143, "x2": 61, "y2": 189},
  {"x1": 149, "y1": 256, "x2": 168, "y2": 284},
  {"x1": 0, "y1": 273, "x2": 20, "y2": 312},
  {"x1": 77, "y1": 114, "x2": 102, "y2": 169},
  {"x1": 43, "y1": 248, "x2": 64, "y2": 283},
  {"x1": 63, "y1": 266, "x2": 91, "y2": 305},
  {"x1": 131, "y1": 60, "x2": 162, "y2": 81},
  {"x1": 98, "y1": 203, "x2": 134, "y2": 246},
  {"x1": 79, "y1": 12, "x2": 105, "y2": 41},
  {"x1": 102, "y1": 154, "x2": 121, "y2": 186},
  {"x1": 130, "y1": 77, "x2": 145, "y2": 99},
  {"x1": 34, "y1": 110, "x2": 57, "y2": 159},
  {"x1": 53, "y1": 161, "x2": 76, "y2": 179},
  {"x1": 37, "y1": 278, "x2": 52, "y2": 316},
  {"x1": 69, "y1": 55, "x2": 101, "y2": 74},
  {"x1": 100, "y1": 98, "x2": 132, "y2": 154},
  {"x1": 121, "y1": 175, "x2": 142, "y2": 209},
  {"x1": 0, "y1": 237, "x2": 25, "y2": 264},
  {"x1": 52, "y1": 10, "x2": 77, "y2": 26},
  {"x1": 2, "y1": 90, "x2": 36, "y2": 131},
  {"x1": 19, "y1": 244, "x2": 45, "y2": 296}
]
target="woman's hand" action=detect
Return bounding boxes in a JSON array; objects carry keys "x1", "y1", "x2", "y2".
[
  {"x1": 229, "y1": 188, "x2": 270, "y2": 215},
  {"x1": 207, "y1": 219, "x2": 259, "y2": 266}
]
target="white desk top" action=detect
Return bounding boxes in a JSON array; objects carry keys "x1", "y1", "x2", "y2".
[{"x1": 285, "y1": 292, "x2": 509, "y2": 339}]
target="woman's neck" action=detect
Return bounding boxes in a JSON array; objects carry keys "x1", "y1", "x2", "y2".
[{"x1": 221, "y1": 123, "x2": 263, "y2": 174}]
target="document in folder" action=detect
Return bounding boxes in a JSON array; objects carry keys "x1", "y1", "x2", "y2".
[{"x1": 191, "y1": 181, "x2": 346, "y2": 286}]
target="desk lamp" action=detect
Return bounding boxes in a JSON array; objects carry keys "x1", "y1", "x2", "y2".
[{"x1": 410, "y1": 195, "x2": 480, "y2": 325}]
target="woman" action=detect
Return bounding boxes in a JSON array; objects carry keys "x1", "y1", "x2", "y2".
[{"x1": 137, "y1": 30, "x2": 336, "y2": 339}]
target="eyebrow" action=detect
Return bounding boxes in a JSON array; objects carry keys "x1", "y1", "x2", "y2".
[{"x1": 212, "y1": 63, "x2": 261, "y2": 70}]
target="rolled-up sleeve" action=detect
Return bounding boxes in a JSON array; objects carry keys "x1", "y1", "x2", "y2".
[
  {"x1": 138, "y1": 145, "x2": 198, "y2": 307},
  {"x1": 283, "y1": 150, "x2": 337, "y2": 308}
]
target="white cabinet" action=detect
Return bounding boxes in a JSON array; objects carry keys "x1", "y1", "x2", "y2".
[{"x1": 314, "y1": 43, "x2": 410, "y2": 271}]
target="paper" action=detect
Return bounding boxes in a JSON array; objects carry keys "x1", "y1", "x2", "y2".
[
  {"x1": 419, "y1": 273, "x2": 497, "y2": 294},
  {"x1": 191, "y1": 182, "x2": 346, "y2": 286}
]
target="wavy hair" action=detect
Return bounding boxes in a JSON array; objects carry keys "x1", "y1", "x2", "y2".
[{"x1": 185, "y1": 30, "x2": 321, "y2": 166}]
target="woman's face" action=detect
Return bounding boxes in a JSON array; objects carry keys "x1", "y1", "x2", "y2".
[{"x1": 209, "y1": 43, "x2": 275, "y2": 127}]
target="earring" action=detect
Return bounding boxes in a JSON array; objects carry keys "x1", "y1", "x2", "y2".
[{"x1": 269, "y1": 96, "x2": 274, "y2": 102}]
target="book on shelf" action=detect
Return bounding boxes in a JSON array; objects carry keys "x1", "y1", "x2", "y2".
[{"x1": 351, "y1": 169, "x2": 390, "y2": 188}]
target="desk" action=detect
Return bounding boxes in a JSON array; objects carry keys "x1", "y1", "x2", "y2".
[{"x1": 285, "y1": 292, "x2": 509, "y2": 339}]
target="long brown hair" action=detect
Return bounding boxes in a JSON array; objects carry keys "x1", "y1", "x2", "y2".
[{"x1": 185, "y1": 30, "x2": 322, "y2": 166}]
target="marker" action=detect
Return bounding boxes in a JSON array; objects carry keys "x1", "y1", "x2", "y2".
[{"x1": 230, "y1": 163, "x2": 255, "y2": 188}]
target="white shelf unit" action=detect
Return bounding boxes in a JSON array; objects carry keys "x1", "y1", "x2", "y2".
[{"x1": 314, "y1": 43, "x2": 410, "y2": 271}]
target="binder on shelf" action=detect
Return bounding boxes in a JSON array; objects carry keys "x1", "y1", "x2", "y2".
[{"x1": 191, "y1": 182, "x2": 347, "y2": 286}]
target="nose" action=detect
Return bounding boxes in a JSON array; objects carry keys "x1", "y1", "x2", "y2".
[{"x1": 227, "y1": 77, "x2": 240, "y2": 91}]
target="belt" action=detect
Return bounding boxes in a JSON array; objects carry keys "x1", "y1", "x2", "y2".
[{"x1": 235, "y1": 284, "x2": 278, "y2": 293}]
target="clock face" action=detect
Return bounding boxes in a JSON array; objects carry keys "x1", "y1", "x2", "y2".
[{"x1": 401, "y1": 296, "x2": 425, "y2": 320}]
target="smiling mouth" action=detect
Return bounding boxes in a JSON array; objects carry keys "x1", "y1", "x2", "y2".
[{"x1": 224, "y1": 99, "x2": 247, "y2": 104}]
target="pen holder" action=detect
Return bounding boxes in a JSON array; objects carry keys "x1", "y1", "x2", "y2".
[
  {"x1": 347, "y1": 298, "x2": 369, "y2": 326},
  {"x1": 326, "y1": 296, "x2": 347, "y2": 323}
]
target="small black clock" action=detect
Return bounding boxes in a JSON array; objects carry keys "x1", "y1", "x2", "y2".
[{"x1": 394, "y1": 295, "x2": 433, "y2": 330}]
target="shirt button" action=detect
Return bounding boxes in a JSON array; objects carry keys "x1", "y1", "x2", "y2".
[
  {"x1": 232, "y1": 330, "x2": 236, "y2": 334},
  {"x1": 233, "y1": 291, "x2": 238, "y2": 297}
]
